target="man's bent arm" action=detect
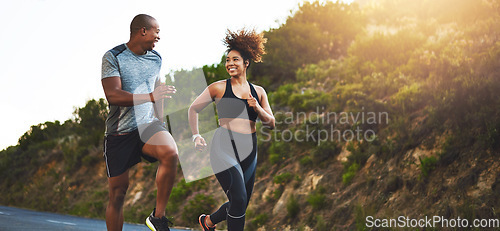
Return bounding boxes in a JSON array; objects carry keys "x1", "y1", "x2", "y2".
[
  {"x1": 102, "y1": 77, "x2": 153, "y2": 107},
  {"x1": 153, "y1": 78, "x2": 164, "y2": 122}
]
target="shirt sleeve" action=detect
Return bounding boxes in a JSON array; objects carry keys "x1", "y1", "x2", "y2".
[{"x1": 101, "y1": 51, "x2": 120, "y2": 79}]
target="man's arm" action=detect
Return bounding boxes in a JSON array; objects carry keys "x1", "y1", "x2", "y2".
[
  {"x1": 101, "y1": 77, "x2": 174, "y2": 107},
  {"x1": 153, "y1": 78, "x2": 164, "y2": 122},
  {"x1": 102, "y1": 77, "x2": 151, "y2": 106}
]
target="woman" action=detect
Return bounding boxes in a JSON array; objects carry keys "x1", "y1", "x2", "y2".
[{"x1": 188, "y1": 29, "x2": 275, "y2": 231}]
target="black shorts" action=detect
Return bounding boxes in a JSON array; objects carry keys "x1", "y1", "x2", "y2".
[{"x1": 103, "y1": 120, "x2": 168, "y2": 177}]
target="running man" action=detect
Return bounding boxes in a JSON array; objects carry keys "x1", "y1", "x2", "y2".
[{"x1": 101, "y1": 14, "x2": 177, "y2": 231}]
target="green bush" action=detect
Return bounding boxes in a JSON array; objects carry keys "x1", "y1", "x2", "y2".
[
  {"x1": 166, "y1": 179, "x2": 198, "y2": 212},
  {"x1": 253, "y1": 213, "x2": 268, "y2": 227},
  {"x1": 345, "y1": 141, "x2": 372, "y2": 167},
  {"x1": 181, "y1": 194, "x2": 216, "y2": 224},
  {"x1": 286, "y1": 195, "x2": 300, "y2": 218},
  {"x1": 273, "y1": 172, "x2": 293, "y2": 185},
  {"x1": 307, "y1": 193, "x2": 327, "y2": 210},
  {"x1": 311, "y1": 141, "x2": 337, "y2": 166},
  {"x1": 342, "y1": 162, "x2": 360, "y2": 185},
  {"x1": 315, "y1": 215, "x2": 327, "y2": 231},
  {"x1": 246, "y1": 213, "x2": 268, "y2": 231},
  {"x1": 299, "y1": 156, "x2": 313, "y2": 167},
  {"x1": 267, "y1": 187, "x2": 284, "y2": 202},
  {"x1": 269, "y1": 153, "x2": 283, "y2": 165},
  {"x1": 268, "y1": 140, "x2": 290, "y2": 164},
  {"x1": 419, "y1": 156, "x2": 437, "y2": 178}
]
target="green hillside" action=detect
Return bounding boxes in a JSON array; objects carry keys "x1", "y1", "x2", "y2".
[{"x1": 1, "y1": 0, "x2": 500, "y2": 230}]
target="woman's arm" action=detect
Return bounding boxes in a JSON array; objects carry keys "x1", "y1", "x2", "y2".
[
  {"x1": 248, "y1": 86, "x2": 275, "y2": 129},
  {"x1": 188, "y1": 87, "x2": 214, "y2": 135},
  {"x1": 188, "y1": 81, "x2": 223, "y2": 149}
]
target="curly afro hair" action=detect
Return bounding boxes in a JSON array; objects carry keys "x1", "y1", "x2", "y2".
[{"x1": 223, "y1": 28, "x2": 267, "y2": 63}]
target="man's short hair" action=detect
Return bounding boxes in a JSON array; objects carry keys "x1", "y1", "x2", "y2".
[{"x1": 130, "y1": 14, "x2": 156, "y2": 34}]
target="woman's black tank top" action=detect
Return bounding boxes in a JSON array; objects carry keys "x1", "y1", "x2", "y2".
[{"x1": 216, "y1": 79, "x2": 260, "y2": 122}]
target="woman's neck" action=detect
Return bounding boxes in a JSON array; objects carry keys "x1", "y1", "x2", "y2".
[{"x1": 231, "y1": 74, "x2": 247, "y2": 85}]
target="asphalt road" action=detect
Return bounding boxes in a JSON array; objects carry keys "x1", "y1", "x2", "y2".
[{"x1": 0, "y1": 206, "x2": 189, "y2": 231}]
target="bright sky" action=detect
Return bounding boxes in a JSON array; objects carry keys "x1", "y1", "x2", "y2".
[{"x1": 0, "y1": 0, "x2": 353, "y2": 150}]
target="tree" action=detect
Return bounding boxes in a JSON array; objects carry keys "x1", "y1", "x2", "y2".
[{"x1": 251, "y1": 1, "x2": 365, "y2": 89}]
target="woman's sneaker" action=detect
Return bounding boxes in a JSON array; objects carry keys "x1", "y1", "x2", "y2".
[
  {"x1": 199, "y1": 214, "x2": 216, "y2": 231},
  {"x1": 146, "y1": 208, "x2": 173, "y2": 231}
]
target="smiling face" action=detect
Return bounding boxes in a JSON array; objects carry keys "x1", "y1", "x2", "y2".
[
  {"x1": 225, "y1": 50, "x2": 249, "y2": 77},
  {"x1": 142, "y1": 20, "x2": 160, "y2": 51}
]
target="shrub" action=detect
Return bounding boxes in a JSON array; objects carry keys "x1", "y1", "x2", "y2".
[
  {"x1": 247, "y1": 213, "x2": 268, "y2": 231},
  {"x1": 181, "y1": 194, "x2": 216, "y2": 224},
  {"x1": 167, "y1": 179, "x2": 195, "y2": 211},
  {"x1": 286, "y1": 195, "x2": 300, "y2": 218},
  {"x1": 253, "y1": 213, "x2": 268, "y2": 226},
  {"x1": 299, "y1": 156, "x2": 313, "y2": 167},
  {"x1": 315, "y1": 215, "x2": 327, "y2": 231},
  {"x1": 269, "y1": 153, "x2": 283, "y2": 165},
  {"x1": 273, "y1": 172, "x2": 293, "y2": 185},
  {"x1": 307, "y1": 193, "x2": 327, "y2": 210},
  {"x1": 342, "y1": 162, "x2": 359, "y2": 185},
  {"x1": 311, "y1": 141, "x2": 337, "y2": 166},
  {"x1": 268, "y1": 140, "x2": 291, "y2": 164},
  {"x1": 273, "y1": 188, "x2": 284, "y2": 200},
  {"x1": 419, "y1": 156, "x2": 437, "y2": 178}
]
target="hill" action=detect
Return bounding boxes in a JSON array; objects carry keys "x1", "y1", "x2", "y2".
[{"x1": 1, "y1": 0, "x2": 500, "y2": 230}]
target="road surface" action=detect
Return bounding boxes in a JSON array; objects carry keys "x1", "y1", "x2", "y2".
[{"x1": 0, "y1": 206, "x2": 190, "y2": 231}]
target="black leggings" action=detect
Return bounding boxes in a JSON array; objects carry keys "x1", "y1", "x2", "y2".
[{"x1": 209, "y1": 127, "x2": 257, "y2": 231}]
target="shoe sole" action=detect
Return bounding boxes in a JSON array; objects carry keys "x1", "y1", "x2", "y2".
[
  {"x1": 146, "y1": 217, "x2": 157, "y2": 231},
  {"x1": 199, "y1": 215, "x2": 207, "y2": 231}
]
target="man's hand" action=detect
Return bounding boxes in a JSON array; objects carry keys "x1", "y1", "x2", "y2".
[{"x1": 152, "y1": 84, "x2": 176, "y2": 101}]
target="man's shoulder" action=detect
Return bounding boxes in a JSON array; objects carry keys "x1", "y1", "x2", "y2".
[
  {"x1": 108, "y1": 44, "x2": 127, "y2": 57},
  {"x1": 150, "y1": 50, "x2": 161, "y2": 60}
]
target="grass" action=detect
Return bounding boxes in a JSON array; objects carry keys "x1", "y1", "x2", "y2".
[
  {"x1": 419, "y1": 156, "x2": 437, "y2": 178},
  {"x1": 342, "y1": 162, "x2": 360, "y2": 185}
]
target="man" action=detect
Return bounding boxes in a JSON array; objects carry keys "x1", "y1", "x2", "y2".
[{"x1": 101, "y1": 14, "x2": 177, "y2": 231}]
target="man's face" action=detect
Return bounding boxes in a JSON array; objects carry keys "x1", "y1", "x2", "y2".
[{"x1": 143, "y1": 20, "x2": 160, "y2": 51}]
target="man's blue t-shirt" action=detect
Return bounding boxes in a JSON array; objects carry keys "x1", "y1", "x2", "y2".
[{"x1": 101, "y1": 43, "x2": 162, "y2": 135}]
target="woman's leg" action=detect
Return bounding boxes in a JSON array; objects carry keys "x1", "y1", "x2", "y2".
[
  {"x1": 241, "y1": 133, "x2": 258, "y2": 207},
  {"x1": 209, "y1": 166, "x2": 247, "y2": 231}
]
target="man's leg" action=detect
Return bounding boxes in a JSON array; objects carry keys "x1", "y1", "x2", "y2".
[
  {"x1": 106, "y1": 170, "x2": 129, "y2": 231},
  {"x1": 142, "y1": 131, "x2": 178, "y2": 218}
]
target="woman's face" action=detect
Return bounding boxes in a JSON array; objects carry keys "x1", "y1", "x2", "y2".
[{"x1": 225, "y1": 50, "x2": 248, "y2": 77}]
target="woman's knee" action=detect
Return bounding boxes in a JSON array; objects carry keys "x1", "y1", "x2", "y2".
[{"x1": 229, "y1": 194, "x2": 248, "y2": 215}]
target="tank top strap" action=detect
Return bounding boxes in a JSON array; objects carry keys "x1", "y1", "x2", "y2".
[
  {"x1": 248, "y1": 81, "x2": 260, "y2": 104},
  {"x1": 222, "y1": 78, "x2": 234, "y2": 98}
]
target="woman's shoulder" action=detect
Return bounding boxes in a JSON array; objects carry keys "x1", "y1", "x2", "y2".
[
  {"x1": 250, "y1": 82, "x2": 266, "y2": 95},
  {"x1": 208, "y1": 79, "x2": 227, "y2": 88},
  {"x1": 207, "y1": 79, "x2": 228, "y2": 95}
]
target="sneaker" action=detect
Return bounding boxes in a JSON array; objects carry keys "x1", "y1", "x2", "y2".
[
  {"x1": 146, "y1": 208, "x2": 173, "y2": 231},
  {"x1": 199, "y1": 214, "x2": 216, "y2": 231}
]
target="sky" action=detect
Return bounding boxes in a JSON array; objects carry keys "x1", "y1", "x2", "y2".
[{"x1": 0, "y1": 0, "x2": 353, "y2": 150}]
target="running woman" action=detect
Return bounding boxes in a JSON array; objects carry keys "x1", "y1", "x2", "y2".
[
  {"x1": 188, "y1": 29, "x2": 275, "y2": 231},
  {"x1": 101, "y1": 14, "x2": 178, "y2": 231}
]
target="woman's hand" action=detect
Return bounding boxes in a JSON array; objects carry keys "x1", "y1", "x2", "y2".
[
  {"x1": 247, "y1": 93, "x2": 260, "y2": 111},
  {"x1": 194, "y1": 136, "x2": 207, "y2": 151}
]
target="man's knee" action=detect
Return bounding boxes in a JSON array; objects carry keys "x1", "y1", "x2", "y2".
[
  {"x1": 109, "y1": 184, "x2": 128, "y2": 206},
  {"x1": 155, "y1": 145, "x2": 178, "y2": 164}
]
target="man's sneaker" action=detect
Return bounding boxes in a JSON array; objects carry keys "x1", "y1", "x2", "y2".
[
  {"x1": 146, "y1": 208, "x2": 173, "y2": 231},
  {"x1": 199, "y1": 214, "x2": 216, "y2": 231}
]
